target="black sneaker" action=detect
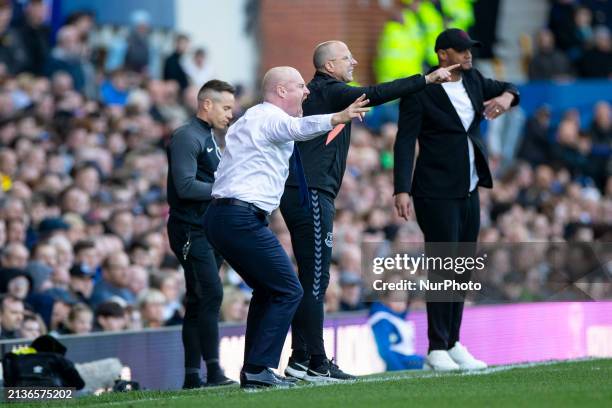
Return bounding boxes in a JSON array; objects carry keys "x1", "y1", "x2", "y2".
[
  {"x1": 240, "y1": 368, "x2": 296, "y2": 389},
  {"x1": 284, "y1": 357, "x2": 309, "y2": 380},
  {"x1": 182, "y1": 374, "x2": 204, "y2": 389},
  {"x1": 304, "y1": 359, "x2": 356, "y2": 382},
  {"x1": 206, "y1": 372, "x2": 238, "y2": 387},
  {"x1": 272, "y1": 371, "x2": 299, "y2": 383}
]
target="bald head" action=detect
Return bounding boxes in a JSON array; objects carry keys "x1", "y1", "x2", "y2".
[
  {"x1": 313, "y1": 41, "x2": 344, "y2": 69},
  {"x1": 312, "y1": 40, "x2": 357, "y2": 82},
  {"x1": 261, "y1": 66, "x2": 309, "y2": 117},
  {"x1": 262, "y1": 66, "x2": 301, "y2": 96}
]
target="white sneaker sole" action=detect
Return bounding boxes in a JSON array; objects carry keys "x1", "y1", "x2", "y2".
[
  {"x1": 424, "y1": 362, "x2": 460, "y2": 371},
  {"x1": 456, "y1": 362, "x2": 488, "y2": 370},
  {"x1": 284, "y1": 366, "x2": 307, "y2": 379}
]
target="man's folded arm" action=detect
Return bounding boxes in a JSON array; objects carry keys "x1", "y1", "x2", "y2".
[
  {"x1": 170, "y1": 132, "x2": 213, "y2": 200},
  {"x1": 478, "y1": 70, "x2": 520, "y2": 106}
]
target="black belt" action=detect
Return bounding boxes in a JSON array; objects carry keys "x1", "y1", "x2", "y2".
[{"x1": 211, "y1": 198, "x2": 268, "y2": 217}]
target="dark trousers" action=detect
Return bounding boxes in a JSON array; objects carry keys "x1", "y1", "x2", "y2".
[
  {"x1": 203, "y1": 202, "x2": 303, "y2": 368},
  {"x1": 167, "y1": 216, "x2": 223, "y2": 371},
  {"x1": 413, "y1": 190, "x2": 480, "y2": 352},
  {"x1": 280, "y1": 187, "x2": 335, "y2": 358}
]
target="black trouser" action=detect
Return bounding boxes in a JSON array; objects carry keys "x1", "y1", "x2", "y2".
[
  {"x1": 413, "y1": 190, "x2": 480, "y2": 352},
  {"x1": 167, "y1": 216, "x2": 223, "y2": 371},
  {"x1": 204, "y1": 201, "x2": 303, "y2": 368},
  {"x1": 280, "y1": 187, "x2": 335, "y2": 358}
]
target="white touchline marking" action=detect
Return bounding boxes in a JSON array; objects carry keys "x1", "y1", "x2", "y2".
[{"x1": 73, "y1": 358, "x2": 606, "y2": 403}]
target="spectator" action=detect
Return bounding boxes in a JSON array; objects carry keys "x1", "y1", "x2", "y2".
[
  {"x1": 163, "y1": 34, "x2": 190, "y2": 91},
  {"x1": 1, "y1": 242, "x2": 29, "y2": 269},
  {"x1": 339, "y1": 272, "x2": 366, "y2": 312},
  {"x1": 41, "y1": 288, "x2": 77, "y2": 332},
  {"x1": 0, "y1": 268, "x2": 32, "y2": 300},
  {"x1": 16, "y1": 0, "x2": 50, "y2": 75},
  {"x1": 129, "y1": 241, "x2": 153, "y2": 268},
  {"x1": 90, "y1": 252, "x2": 135, "y2": 307},
  {"x1": 591, "y1": 101, "x2": 611, "y2": 145},
  {"x1": 127, "y1": 264, "x2": 149, "y2": 296},
  {"x1": 124, "y1": 10, "x2": 151, "y2": 74},
  {"x1": 106, "y1": 209, "x2": 135, "y2": 247},
  {"x1": 0, "y1": 0, "x2": 27, "y2": 74},
  {"x1": 528, "y1": 29, "x2": 574, "y2": 80},
  {"x1": 548, "y1": 0, "x2": 580, "y2": 53},
  {"x1": 517, "y1": 105, "x2": 553, "y2": 166},
  {"x1": 68, "y1": 264, "x2": 95, "y2": 303},
  {"x1": 183, "y1": 48, "x2": 214, "y2": 87},
  {"x1": 60, "y1": 303, "x2": 93, "y2": 335},
  {"x1": 94, "y1": 301, "x2": 127, "y2": 332},
  {"x1": 138, "y1": 289, "x2": 167, "y2": 328},
  {"x1": 369, "y1": 293, "x2": 424, "y2": 370},
  {"x1": 60, "y1": 187, "x2": 91, "y2": 216},
  {"x1": 45, "y1": 25, "x2": 86, "y2": 91},
  {"x1": 6, "y1": 217, "x2": 27, "y2": 244},
  {"x1": 578, "y1": 26, "x2": 612, "y2": 78},
  {"x1": 551, "y1": 119, "x2": 588, "y2": 175},
  {"x1": 73, "y1": 239, "x2": 101, "y2": 276},
  {"x1": 72, "y1": 163, "x2": 102, "y2": 197},
  {"x1": 157, "y1": 272, "x2": 182, "y2": 324},
  {"x1": 0, "y1": 295, "x2": 25, "y2": 339},
  {"x1": 220, "y1": 288, "x2": 249, "y2": 323},
  {"x1": 31, "y1": 242, "x2": 59, "y2": 270},
  {"x1": 19, "y1": 311, "x2": 47, "y2": 339},
  {"x1": 100, "y1": 69, "x2": 130, "y2": 107}
]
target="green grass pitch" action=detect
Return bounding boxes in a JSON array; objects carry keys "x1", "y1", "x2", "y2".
[{"x1": 12, "y1": 358, "x2": 612, "y2": 408}]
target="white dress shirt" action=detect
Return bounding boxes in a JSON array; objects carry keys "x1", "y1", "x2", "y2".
[
  {"x1": 441, "y1": 79, "x2": 479, "y2": 192},
  {"x1": 212, "y1": 102, "x2": 334, "y2": 212}
]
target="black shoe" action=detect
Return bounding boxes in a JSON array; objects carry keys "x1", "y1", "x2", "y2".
[
  {"x1": 304, "y1": 359, "x2": 356, "y2": 382},
  {"x1": 284, "y1": 357, "x2": 309, "y2": 380},
  {"x1": 206, "y1": 373, "x2": 238, "y2": 387},
  {"x1": 240, "y1": 368, "x2": 296, "y2": 389},
  {"x1": 182, "y1": 374, "x2": 204, "y2": 389}
]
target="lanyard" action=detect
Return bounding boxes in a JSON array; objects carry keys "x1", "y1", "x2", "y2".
[{"x1": 211, "y1": 130, "x2": 222, "y2": 161}]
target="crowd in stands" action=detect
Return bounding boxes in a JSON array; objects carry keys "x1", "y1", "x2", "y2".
[
  {"x1": 0, "y1": 0, "x2": 611, "y2": 342},
  {"x1": 527, "y1": 0, "x2": 612, "y2": 80},
  {"x1": 374, "y1": 0, "x2": 611, "y2": 81}
]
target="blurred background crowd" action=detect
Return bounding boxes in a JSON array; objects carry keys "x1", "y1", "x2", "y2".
[{"x1": 0, "y1": 0, "x2": 611, "y2": 342}]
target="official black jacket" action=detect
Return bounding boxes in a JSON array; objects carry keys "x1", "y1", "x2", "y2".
[
  {"x1": 167, "y1": 117, "x2": 220, "y2": 227},
  {"x1": 393, "y1": 68, "x2": 520, "y2": 198},
  {"x1": 286, "y1": 71, "x2": 428, "y2": 197}
]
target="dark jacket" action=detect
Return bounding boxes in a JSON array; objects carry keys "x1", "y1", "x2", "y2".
[
  {"x1": 166, "y1": 117, "x2": 220, "y2": 227},
  {"x1": 286, "y1": 71, "x2": 427, "y2": 197},
  {"x1": 394, "y1": 68, "x2": 520, "y2": 198},
  {"x1": 163, "y1": 52, "x2": 189, "y2": 91},
  {"x1": 17, "y1": 23, "x2": 50, "y2": 75}
]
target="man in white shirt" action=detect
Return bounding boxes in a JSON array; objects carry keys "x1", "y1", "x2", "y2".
[{"x1": 203, "y1": 66, "x2": 368, "y2": 388}]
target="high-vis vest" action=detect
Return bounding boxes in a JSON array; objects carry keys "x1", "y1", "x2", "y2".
[
  {"x1": 375, "y1": 14, "x2": 425, "y2": 82},
  {"x1": 441, "y1": 0, "x2": 475, "y2": 31},
  {"x1": 415, "y1": 2, "x2": 445, "y2": 67}
]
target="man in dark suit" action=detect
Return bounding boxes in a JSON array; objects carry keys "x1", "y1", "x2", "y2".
[{"x1": 394, "y1": 28, "x2": 520, "y2": 371}]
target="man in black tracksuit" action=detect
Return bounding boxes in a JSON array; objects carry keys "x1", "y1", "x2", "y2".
[
  {"x1": 166, "y1": 80, "x2": 236, "y2": 388},
  {"x1": 280, "y1": 40, "x2": 458, "y2": 381}
]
